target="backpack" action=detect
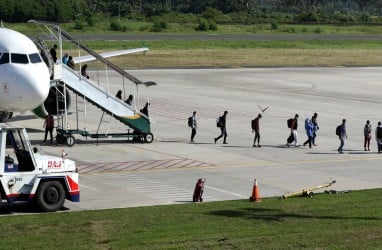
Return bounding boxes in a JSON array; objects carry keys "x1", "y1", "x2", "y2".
[
  {"x1": 216, "y1": 116, "x2": 222, "y2": 127},
  {"x1": 377, "y1": 127, "x2": 382, "y2": 138},
  {"x1": 188, "y1": 117, "x2": 192, "y2": 127},
  {"x1": 287, "y1": 118, "x2": 293, "y2": 128},
  {"x1": 251, "y1": 119, "x2": 256, "y2": 130},
  {"x1": 335, "y1": 125, "x2": 341, "y2": 136},
  {"x1": 365, "y1": 125, "x2": 371, "y2": 135}
]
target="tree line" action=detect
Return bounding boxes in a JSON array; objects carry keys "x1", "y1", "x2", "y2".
[{"x1": 1, "y1": 0, "x2": 382, "y2": 24}]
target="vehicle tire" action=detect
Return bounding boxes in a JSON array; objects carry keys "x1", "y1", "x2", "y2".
[
  {"x1": 36, "y1": 181, "x2": 65, "y2": 212},
  {"x1": 66, "y1": 135, "x2": 75, "y2": 147},
  {"x1": 56, "y1": 134, "x2": 65, "y2": 144},
  {"x1": 144, "y1": 133, "x2": 154, "y2": 143}
]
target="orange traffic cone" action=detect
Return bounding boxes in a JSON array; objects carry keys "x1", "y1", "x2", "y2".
[{"x1": 249, "y1": 179, "x2": 261, "y2": 202}]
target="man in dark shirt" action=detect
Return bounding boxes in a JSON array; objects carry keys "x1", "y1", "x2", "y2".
[
  {"x1": 252, "y1": 113, "x2": 262, "y2": 147},
  {"x1": 215, "y1": 111, "x2": 228, "y2": 144},
  {"x1": 50, "y1": 44, "x2": 57, "y2": 63},
  {"x1": 287, "y1": 114, "x2": 299, "y2": 147},
  {"x1": 338, "y1": 119, "x2": 348, "y2": 154},
  {"x1": 43, "y1": 114, "x2": 54, "y2": 143}
]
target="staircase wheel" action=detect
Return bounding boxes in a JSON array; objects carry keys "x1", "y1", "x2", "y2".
[
  {"x1": 144, "y1": 133, "x2": 154, "y2": 143},
  {"x1": 66, "y1": 135, "x2": 75, "y2": 147},
  {"x1": 56, "y1": 134, "x2": 66, "y2": 144}
]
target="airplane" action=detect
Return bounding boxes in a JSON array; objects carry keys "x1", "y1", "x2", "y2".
[
  {"x1": 0, "y1": 27, "x2": 50, "y2": 121},
  {"x1": 0, "y1": 25, "x2": 149, "y2": 122}
]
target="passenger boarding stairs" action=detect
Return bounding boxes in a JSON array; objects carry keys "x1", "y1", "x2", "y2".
[
  {"x1": 54, "y1": 63, "x2": 151, "y2": 135},
  {"x1": 49, "y1": 26, "x2": 155, "y2": 142}
]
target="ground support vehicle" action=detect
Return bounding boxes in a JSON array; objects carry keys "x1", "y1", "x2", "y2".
[{"x1": 0, "y1": 123, "x2": 79, "y2": 212}]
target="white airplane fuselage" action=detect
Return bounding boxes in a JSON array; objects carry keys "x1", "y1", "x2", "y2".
[{"x1": 0, "y1": 27, "x2": 50, "y2": 112}]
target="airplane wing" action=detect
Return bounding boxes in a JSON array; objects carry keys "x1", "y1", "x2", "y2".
[{"x1": 73, "y1": 47, "x2": 149, "y2": 64}]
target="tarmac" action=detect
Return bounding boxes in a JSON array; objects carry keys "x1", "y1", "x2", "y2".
[{"x1": 13, "y1": 67, "x2": 382, "y2": 211}]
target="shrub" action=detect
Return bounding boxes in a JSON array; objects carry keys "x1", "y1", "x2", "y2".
[
  {"x1": 150, "y1": 19, "x2": 167, "y2": 32},
  {"x1": 332, "y1": 12, "x2": 355, "y2": 23},
  {"x1": 110, "y1": 20, "x2": 127, "y2": 32},
  {"x1": 86, "y1": 16, "x2": 95, "y2": 26},
  {"x1": 271, "y1": 22, "x2": 278, "y2": 30},
  {"x1": 139, "y1": 25, "x2": 151, "y2": 32},
  {"x1": 296, "y1": 11, "x2": 319, "y2": 23},
  {"x1": 360, "y1": 13, "x2": 371, "y2": 22},
  {"x1": 209, "y1": 21, "x2": 218, "y2": 31},
  {"x1": 314, "y1": 27, "x2": 322, "y2": 33},
  {"x1": 201, "y1": 7, "x2": 222, "y2": 22},
  {"x1": 74, "y1": 20, "x2": 84, "y2": 30},
  {"x1": 195, "y1": 18, "x2": 209, "y2": 31}
]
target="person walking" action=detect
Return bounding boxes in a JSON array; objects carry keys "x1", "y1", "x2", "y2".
[
  {"x1": 43, "y1": 114, "x2": 54, "y2": 144},
  {"x1": 140, "y1": 102, "x2": 149, "y2": 116},
  {"x1": 189, "y1": 111, "x2": 197, "y2": 143},
  {"x1": 364, "y1": 120, "x2": 372, "y2": 151},
  {"x1": 337, "y1": 119, "x2": 347, "y2": 154},
  {"x1": 287, "y1": 114, "x2": 299, "y2": 147},
  {"x1": 49, "y1": 44, "x2": 58, "y2": 63},
  {"x1": 81, "y1": 64, "x2": 89, "y2": 79},
  {"x1": 125, "y1": 94, "x2": 133, "y2": 106},
  {"x1": 252, "y1": 113, "x2": 262, "y2": 147},
  {"x1": 214, "y1": 110, "x2": 228, "y2": 144},
  {"x1": 303, "y1": 118, "x2": 314, "y2": 148},
  {"x1": 312, "y1": 113, "x2": 319, "y2": 146},
  {"x1": 375, "y1": 122, "x2": 382, "y2": 154},
  {"x1": 62, "y1": 53, "x2": 69, "y2": 65},
  {"x1": 67, "y1": 56, "x2": 75, "y2": 69},
  {"x1": 116, "y1": 90, "x2": 122, "y2": 99}
]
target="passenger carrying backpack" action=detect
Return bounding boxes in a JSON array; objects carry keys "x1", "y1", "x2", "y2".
[
  {"x1": 335, "y1": 125, "x2": 341, "y2": 136},
  {"x1": 251, "y1": 119, "x2": 256, "y2": 130},
  {"x1": 287, "y1": 118, "x2": 293, "y2": 128},
  {"x1": 216, "y1": 116, "x2": 222, "y2": 127},
  {"x1": 188, "y1": 117, "x2": 192, "y2": 127},
  {"x1": 377, "y1": 127, "x2": 382, "y2": 138}
]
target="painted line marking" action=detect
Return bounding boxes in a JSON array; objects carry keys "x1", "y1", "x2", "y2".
[{"x1": 204, "y1": 185, "x2": 247, "y2": 198}]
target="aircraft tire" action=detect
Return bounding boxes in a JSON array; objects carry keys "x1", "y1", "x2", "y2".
[
  {"x1": 36, "y1": 181, "x2": 65, "y2": 212},
  {"x1": 66, "y1": 135, "x2": 75, "y2": 147},
  {"x1": 144, "y1": 133, "x2": 154, "y2": 143}
]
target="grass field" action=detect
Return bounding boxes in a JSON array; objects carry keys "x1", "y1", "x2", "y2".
[
  {"x1": 1, "y1": 189, "x2": 381, "y2": 249},
  {"x1": 6, "y1": 22, "x2": 382, "y2": 68},
  {"x1": 58, "y1": 40, "x2": 382, "y2": 68}
]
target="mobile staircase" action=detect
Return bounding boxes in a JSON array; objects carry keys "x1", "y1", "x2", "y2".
[{"x1": 34, "y1": 24, "x2": 156, "y2": 146}]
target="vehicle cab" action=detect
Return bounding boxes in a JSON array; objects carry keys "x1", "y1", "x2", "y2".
[{"x1": 0, "y1": 123, "x2": 79, "y2": 212}]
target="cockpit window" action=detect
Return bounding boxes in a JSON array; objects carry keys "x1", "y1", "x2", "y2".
[
  {"x1": 29, "y1": 53, "x2": 42, "y2": 63},
  {"x1": 11, "y1": 53, "x2": 29, "y2": 64},
  {"x1": 0, "y1": 53, "x2": 10, "y2": 65}
]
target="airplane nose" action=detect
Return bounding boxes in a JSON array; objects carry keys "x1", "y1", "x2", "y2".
[{"x1": 17, "y1": 64, "x2": 50, "y2": 109}]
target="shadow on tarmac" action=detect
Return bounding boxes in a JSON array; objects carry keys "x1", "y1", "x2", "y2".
[{"x1": 0, "y1": 203, "x2": 69, "y2": 215}]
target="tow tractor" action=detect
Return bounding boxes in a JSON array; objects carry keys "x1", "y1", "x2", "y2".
[{"x1": 0, "y1": 123, "x2": 79, "y2": 212}]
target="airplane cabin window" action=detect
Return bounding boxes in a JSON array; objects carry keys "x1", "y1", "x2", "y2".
[
  {"x1": 0, "y1": 53, "x2": 9, "y2": 65},
  {"x1": 11, "y1": 53, "x2": 29, "y2": 64},
  {"x1": 29, "y1": 53, "x2": 42, "y2": 63}
]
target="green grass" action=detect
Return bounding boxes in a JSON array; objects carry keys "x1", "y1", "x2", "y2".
[
  {"x1": 59, "y1": 40, "x2": 382, "y2": 68},
  {"x1": 80, "y1": 39, "x2": 382, "y2": 50},
  {"x1": 7, "y1": 21, "x2": 382, "y2": 67},
  {"x1": 1, "y1": 189, "x2": 381, "y2": 249}
]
